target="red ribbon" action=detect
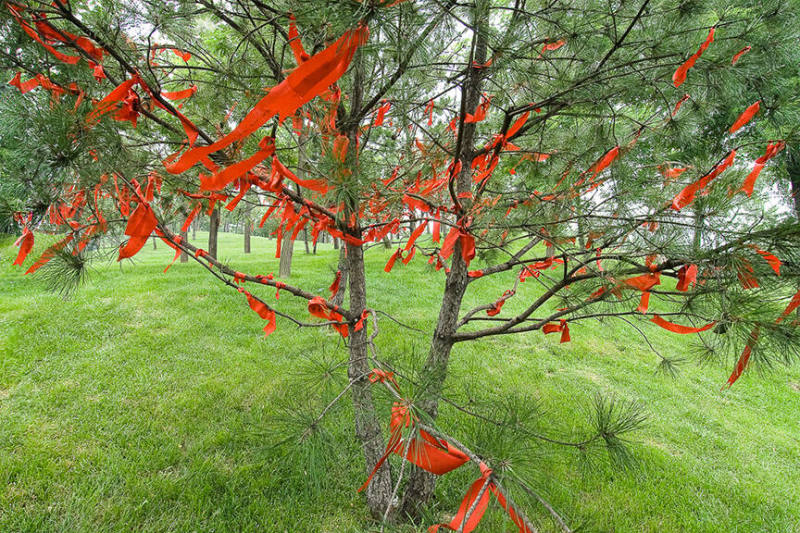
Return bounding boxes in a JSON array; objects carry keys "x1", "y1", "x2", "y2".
[
  {"x1": 739, "y1": 141, "x2": 785, "y2": 197},
  {"x1": 118, "y1": 201, "x2": 157, "y2": 260},
  {"x1": 359, "y1": 402, "x2": 469, "y2": 493},
  {"x1": 671, "y1": 150, "x2": 736, "y2": 211},
  {"x1": 428, "y1": 462, "x2": 533, "y2": 533},
  {"x1": 242, "y1": 289, "x2": 276, "y2": 336},
  {"x1": 671, "y1": 93, "x2": 690, "y2": 117},
  {"x1": 731, "y1": 46, "x2": 751, "y2": 65},
  {"x1": 307, "y1": 296, "x2": 349, "y2": 337},
  {"x1": 12, "y1": 212, "x2": 34, "y2": 266},
  {"x1": 328, "y1": 270, "x2": 342, "y2": 298},
  {"x1": 487, "y1": 289, "x2": 514, "y2": 316},
  {"x1": 651, "y1": 315, "x2": 716, "y2": 334},
  {"x1": 676, "y1": 264, "x2": 698, "y2": 292},
  {"x1": 729, "y1": 101, "x2": 760, "y2": 134},
  {"x1": 673, "y1": 27, "x2": 715, "y2": 87},
  {"x1": 162, "y1": 84, "x2": 198, "y2": 100},
  {"x1": 542, "y1": 319, "x2": 570, "y2": 343}
]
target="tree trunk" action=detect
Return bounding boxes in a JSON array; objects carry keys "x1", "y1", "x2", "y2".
[
  {"x1": 333, "y1": 237, "x2": 339, "y2": 250},
  {"x1": 312, "y1": 234, "x2": 318, "y2": 255},
  {"x1": 401, "y1": 4, "x2": 488, "y2": 517},
  {"x1": 279, "y1": 227, "x2": 294, "y2": 278},
  {"x1": 180, "y1": 230, "x2": 188, "y2": 263},
  {"x1": 345, "y1": 240, "x2": 394, "y2": 520},
  {"x1": 343, "y1": 45, "x2": 394, "y2": 521},
  {"x1": 192, "y1": 220, "x2": 196, "y2": 240},
  {"x1": 152, "y1": 236, "x2": 157, "y2": 250},
  {"x1": 303, "y1": 226, "x2": 310, "y2": 254},
  {"x1": 244, "y1": 217, "x2": 251, "y2": 254},
  {"x1": 208, "y1": 207, "x2": 220, "y2": 258}
]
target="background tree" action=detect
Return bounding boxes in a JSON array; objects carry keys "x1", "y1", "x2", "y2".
[{"x1": 3, "y1": 0, "x2": 799, "y2": 530}]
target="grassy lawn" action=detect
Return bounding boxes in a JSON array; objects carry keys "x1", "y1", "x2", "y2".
[{"x1": 1, "y1": 231, "x2": 799, "y2": 532}]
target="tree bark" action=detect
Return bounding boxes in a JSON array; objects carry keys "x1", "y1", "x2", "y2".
[
  {"x1": 192, "y1": 219, "x2": 196, "y2": 240},
  {"x1": 279, "y1": 227, "x2": 294, "y2": 278},
  {"x1": 401, "y1": 3, "x2": 488, "y2": 517},
  {"x1": 208, "y1": 206, "x2": 220, "y2": 258},
  {"x1": 346, "y1": 240, "x2": 394, "y2": 519},
  {"x1": 343, "y1": 44, "x2": 394, "y2": 520},
  {"x1": 180, "y1": 230, "x2": 188, "y2": 263},
  {"x1": 152, "y1": 235, "x2": 157, "y2": 250}
]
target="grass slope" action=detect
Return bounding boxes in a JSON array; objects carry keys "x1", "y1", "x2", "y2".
[{"x1": 1, "y1": 232, "x2": 799, "y2": 532}]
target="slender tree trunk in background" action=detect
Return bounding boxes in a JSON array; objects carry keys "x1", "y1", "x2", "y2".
[
  {"x1": 575, "y1": 197, "x2": 586, "y2": 250},
  {"x1": 382, "y1": 236, "x2": 391, "y2": 249},
  {"x1": 312, "y1": 234, "x2": 318, "y2": 255},
  {"x1": 304, "y1": 226, "x2": 310, "y2": 254},
  {"x1": 333, "y1": 237, "x2": 339, "y2": 250},
  {"x1": 208, "y1": 207, "x2": 220, "y2": 258},
  {"x1": 787, "y1": 146, "x2": 800, "y2": 315},
  {"x1": 401, "y1": 5, "x2": 488, "y2": 517},
  {"x1": 279, "y1": 228, "x2": 293, "y2": 278},
  {"x1": 244, "y1": 214, "x2": 252, "y2": 254},
  {"x1": 692, "y1": 204, "x2": 704, "y2": 254},
  {"x1": 180, "y1": 230, "x2": 188, "y2": 262},
  {"x1": 152, "y1": 236, "x2": 157, "y2": 250},
  {"x1": 332, "y1": 246, "x2": 349, "y2": 307},
  {"x1": 192, "y1": 220, "x2": 197, "y2": 240}
]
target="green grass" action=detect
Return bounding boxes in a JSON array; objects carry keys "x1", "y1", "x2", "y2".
[{"x1": 1, "y1": 231, "x2": 799, "y2": 532}]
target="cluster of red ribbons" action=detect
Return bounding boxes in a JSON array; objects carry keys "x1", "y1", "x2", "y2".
[
  {"x1": 163, "y1": 25, "x2": 368, "y2": 177},
  {"x1": 671, "y1": 150, "x2": 736, "y2": 211},
  {"x1": 308, "y1": 296, "x2": 349, "y2": 337},
  {"x1": 362, "y1": 372, "x2": 532, "y2": 532}
]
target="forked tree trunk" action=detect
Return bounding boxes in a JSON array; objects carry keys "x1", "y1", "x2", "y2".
[
  {"x1": 400, "y1": 4, "x2": 487, "y2": 517},
  {"x1": 208, "y1": 207, "x2": 220, "y2": 258}
]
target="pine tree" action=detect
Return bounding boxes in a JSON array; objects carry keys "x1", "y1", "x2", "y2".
[{"x1": 2, "y1": 0, "x2": 800, "y2": 529}]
